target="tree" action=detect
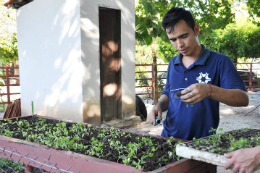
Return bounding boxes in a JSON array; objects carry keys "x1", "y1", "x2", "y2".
[
  {"x1": 157, "y1": 38, "x2": 178, "y2": 63},
  {"x1": 204, "y1": 20, "x2": 260, "y2": 62},
  {"x1": 0, "y1": 33, "x2": 18, "y2": 64},
  {"x1": 0, "y1": 2, "x2": 18, "y2": 65},
  {"x1": 244, "y1": 0, "x2": 260, "y2": 24},
  {"x1": 136, "y1": 0, "x2": 167, "y2": 103},
  {"x1": 167, "y1": 0, "x2": 235, "y2": 40},
  {"x1": 135, "y1": 0, "x2": 236, "y2": 64},
  {"x1": 135, "y1": 0, "x2": 167, "y2": 45},
  {"x1": 135, "y1": 0, "x2": 235, "y2": 50}
]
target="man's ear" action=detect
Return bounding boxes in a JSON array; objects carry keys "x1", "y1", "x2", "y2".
[{"x1": 194, "y1": 24, "x2": 200, "y2": 36}]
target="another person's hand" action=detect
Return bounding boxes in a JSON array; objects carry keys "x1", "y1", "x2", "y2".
[
  {"x1": 148, "y1": 105, "x2": 162, "y2": 126},
  {"x1": 224, "y1": 146, "x2": 260, "y2": 173},
  {"x1": 180, "y1": 83, "x2": 211, "y2": 104}
]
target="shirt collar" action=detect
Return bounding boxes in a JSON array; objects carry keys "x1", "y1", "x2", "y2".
[{"x1": 174, "y1": 44, "x2": 210, "y2": 65}]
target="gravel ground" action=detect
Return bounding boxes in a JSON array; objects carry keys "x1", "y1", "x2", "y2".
[{"x1": 128, "y1": 91, "x2": 260, "y2": 173}]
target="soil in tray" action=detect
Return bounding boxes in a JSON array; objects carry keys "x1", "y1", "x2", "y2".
[
  {"x1": 181, "y1": 128, "x2": 260, "y2": 155},
  {"x1": 0, "y1": 116, "x2": 181, "y2": 171}
]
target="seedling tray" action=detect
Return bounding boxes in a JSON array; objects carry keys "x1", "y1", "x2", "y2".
[{"x1": 176, "y1": 128, "x2": 260, "y2": 166}]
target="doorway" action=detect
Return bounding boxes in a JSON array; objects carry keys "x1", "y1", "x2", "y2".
[{"x1": 99, "y1": 7, "x2": 121, "y2": 121}]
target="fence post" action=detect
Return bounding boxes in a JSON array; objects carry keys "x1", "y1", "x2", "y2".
[
  {"x1": 151, "y1": 64, "x2": 154, "y2": 102},
  {"x1": 6, "y1": 67, "x2": 10, "y2": 104},
  {"x1": 249, "y1": 63, "x2": 252, "y2": 91},
  {"x1": 152, "y1": 49, "x2": 158, "y2": 104}
]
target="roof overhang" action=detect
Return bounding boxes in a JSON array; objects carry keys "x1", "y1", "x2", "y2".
[{"x1": 3, "y1": 0, "x2": 33, "y2": 9}]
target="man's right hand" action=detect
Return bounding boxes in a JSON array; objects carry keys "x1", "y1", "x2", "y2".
[
  {"x1": 148, "y1": 105, "x2": 162, "y2": 126},
  {"x1": 148, "y1": 94, "x2": 169, "y2": 126}
]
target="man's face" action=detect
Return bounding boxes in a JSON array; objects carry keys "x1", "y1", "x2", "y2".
[{"x1": 166, "y1": 19, "x2": 199, "y2": 57}]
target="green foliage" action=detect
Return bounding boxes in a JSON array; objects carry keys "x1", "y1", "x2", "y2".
[
  {"x1": 136, "y1": 0, "x2": 235, "y2": 43},
  {"x1": 135, "y1": 0, "x2": 235, "y2": 44},
  {"x1": 135, "y1": 44, "x2": 153, "y2": 64},
  {"x1": 0, "y1": 41, "x2": 18, "y2": 63},
  {"x1": 0, "y1": 158, "x2": 24, "y2": 172},
  {"x1": 167, "y1": 0, "x2": 235, "y2": 41},
  {"x1": 244, "y1": 0, "x2": 260, "y2": 25},
  {"x1": 0, "y1": 3, "x2": 18, "y2": 64},
  {"x1": 135, "y1": 0, "x2": 260, "y2": 63},
  {"x1": 135, "y1": 0, "x2": 167, "y2": 45},
  {"x1": 204, "y1": 21, "x2": 260, "y2": 61},
  {"x1": 135, "y1": 0, "x2": 236, "y2": 64},
  {"x1": 157, "y1": 38, "x2": 178, "y2": 63}
]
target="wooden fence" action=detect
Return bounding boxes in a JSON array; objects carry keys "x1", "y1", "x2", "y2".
[
  {"x1": 135, "y1": 63, "x2": 260, "y2": 101},
  {"x1": 0, "y1": 66, "x2": 20, "y2": 109}
]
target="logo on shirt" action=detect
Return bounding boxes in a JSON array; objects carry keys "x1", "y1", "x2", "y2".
[{"x1": 196, "y1": 72, "x2": 211, "y2": 84}]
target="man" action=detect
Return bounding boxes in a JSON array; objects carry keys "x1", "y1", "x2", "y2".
[
  {"x1": 148, "y1": 7, "x2": 249, "y2": 140},
  {"x1": 224, "y1": 146, "x2": 260, "y2": 173}
]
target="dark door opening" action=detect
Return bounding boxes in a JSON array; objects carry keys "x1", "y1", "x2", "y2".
[{"x1": 99, "y1": 7, "x2": 121, "y2": 122}]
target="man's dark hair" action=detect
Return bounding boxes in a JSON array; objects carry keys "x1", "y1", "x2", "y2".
[{"x1": 162, "y1": 7, "x2": 195, "y2": 33}]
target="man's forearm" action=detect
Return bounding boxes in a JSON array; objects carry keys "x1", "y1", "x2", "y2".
[
  {"x1": 210, "y1": 86, "x2": 249, "y2": 106},
  {"x1": 156, "y1": 94, "x2": 169, "y2": 111}
]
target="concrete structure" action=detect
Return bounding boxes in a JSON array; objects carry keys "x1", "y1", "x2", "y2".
[{"x1": 16, "y1": 0, "x2": 135, "y2": 124}]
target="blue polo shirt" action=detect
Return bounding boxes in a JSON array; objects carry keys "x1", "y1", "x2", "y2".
[{"x1": 161, "y1": 45, "x2": 247, "y2": 140}]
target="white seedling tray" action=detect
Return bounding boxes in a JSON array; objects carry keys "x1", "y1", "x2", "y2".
[
  {"x1": 176, "y1": 128, "x2": 260, "y2": 173},
  {"x1": 176, "y1": 142, "x2": 229, "y2": 166}
]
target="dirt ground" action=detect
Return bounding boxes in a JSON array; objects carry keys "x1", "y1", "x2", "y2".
[{"x1": 128, "y1": 91, "x2": 260, "y2": 173}]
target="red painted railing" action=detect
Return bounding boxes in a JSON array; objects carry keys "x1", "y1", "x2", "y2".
[
  {"x1": 234, "y1": 63, "x2": 260, "y2": 92},
  {"x1": 0, "y1": 66, "x2": 20, "y2": 106}
]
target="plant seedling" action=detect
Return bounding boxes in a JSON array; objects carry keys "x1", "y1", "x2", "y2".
[{"x1": 0, "y1": 116, "x2": 183, "y2": 171}]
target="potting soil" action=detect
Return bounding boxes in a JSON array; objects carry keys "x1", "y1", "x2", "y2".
[
  {"x1": 176, "y1": 128, "x2": 260, "y2": 166},
  {"x1": 0, "y1": 116, "x2": 181, "y2": 171}
]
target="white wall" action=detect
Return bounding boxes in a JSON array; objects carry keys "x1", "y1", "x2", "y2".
[
  {"x1": 17, "y1": 0, "x2": 83, "y2": 121},
  {"x1": 16, "y1": 0, "x2": 135, "y2": 123}
]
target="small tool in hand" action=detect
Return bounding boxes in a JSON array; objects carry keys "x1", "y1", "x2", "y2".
[
  {"x1": 170, "y1": 88, "x2": 185, "y2": 98},
  {"x1": 175, "y1": 91, "x2": 182, "y2": 98},
  {"x1": 155, "y1": 118, "x2": 161, "y2": 125}
]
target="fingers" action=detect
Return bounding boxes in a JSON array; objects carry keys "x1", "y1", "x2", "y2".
[
  {"x1": 231, "y1": 165, "x2": 240, "y2": 173},
  {"x1": 157, "y1": 111, "x2": 162, "y2": 120},
  {"x1": 148, "y1": 109, "x2": 162, "y2": 126},
  {"x1": 224, "y1": 159, "x2": 235, "y2": 170},
  {"x1": 181, "y1": 86, "x2": 192, "y2": 95},
  {"x1": 224, "y1": 152, "x2": 235, "y2": 170},
  {"x1": 225, "y1": 152, "x2": 234, "y2": 159},
  {"x1": 180, "y1": 86, "x2": 197, "y2": 104},
  {"x1": 148, "y1": 111, "x2": 156, "y2": 125},
  {"x1": 180, "y1": 84, "x2": 209, "y2": 104},
  {"x1": 224, "y1": 149, "x2": 258, "y2": 173}
]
